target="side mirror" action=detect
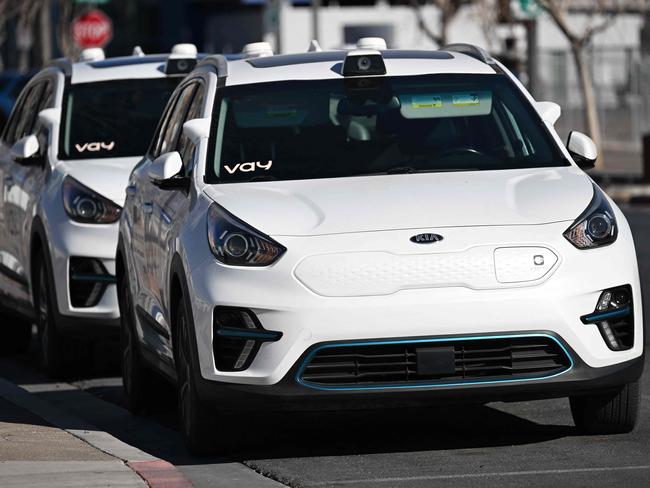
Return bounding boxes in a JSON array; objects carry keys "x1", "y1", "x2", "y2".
[
  {"x1": 567, "y1": 131, "x2": 597, "y2": 170},
  {"x1": 182, "y1": 117, "x2": 210, "y2": 144},
  {"x1": 536, "y1": 101, "x2": 561, "y2": 126},
  {"x1": 38, "y1": 107, "x2": 61, "y2": 129},
  {"x1": 149, "y1": 151, "x2": 187, "y2": 190},
  {"x1": 10, "y1": 135, "x2": 41, "y2": 164}
]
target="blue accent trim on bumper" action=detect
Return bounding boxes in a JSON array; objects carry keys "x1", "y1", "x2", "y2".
[
  {"x1": 295, "y1": 333, "x2": 574, "y2": 392},
  {"x1": 70, "y1": 273, "x2": 117, "y2": 284},
  {"x1": 216, "y1": 328, "x2": 282, "y2": 341},
  {"x1": 581, "y1": 306, "x2": 631, "y2": 323}
]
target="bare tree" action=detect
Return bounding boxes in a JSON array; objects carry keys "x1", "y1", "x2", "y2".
[
  {"x1": 56, "y1": 0, "x2": 79, "y2": 60},
  {"x1": 16, "y1": 0, "x2": 44, "y2": 72},
  {"x1": 537, "y1": 0, "x2": 625, "y2": 168},
  {"x1": 410, "y1": 0, "x2": 473, "y2": 47},
  {"x1": 0, "y1": 0, "x2": 22, "y2": 70}
]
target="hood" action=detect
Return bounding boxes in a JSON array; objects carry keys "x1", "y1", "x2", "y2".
[
  {"x1": 203, "y1": 166, "x2": 594, "y2": 236},
  {"x1": 59, "y1": 157, "x2": 142, "y2": 206}
]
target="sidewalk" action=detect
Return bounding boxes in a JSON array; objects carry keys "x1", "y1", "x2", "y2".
[{"x1": 0, "y1": 396, "x2": 146, "y2": 488}]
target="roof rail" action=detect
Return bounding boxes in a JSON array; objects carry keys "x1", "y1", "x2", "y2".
[
  {"x1": 47, "y1": 57, "x2": 72, "y2": 76},
  {"x1": 441, "y1": 43, "x2": 495, "y2": 65},
  {"x1": 196, "y1": 54, "x2": 229, "y2": 78}
]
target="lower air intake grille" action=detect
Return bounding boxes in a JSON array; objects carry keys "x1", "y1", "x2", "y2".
[
  {"x1": 298, "y1": 335, "x2": 571, "y2": 389},
  {"x1": 69, "y1": 257, "x2": 115, "y2": 308}
]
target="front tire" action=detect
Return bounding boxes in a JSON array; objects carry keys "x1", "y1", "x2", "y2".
[
  {"x1": 570, "y1": 381, "x2": 640, "y2": 434},
  {"x1": 33, "y1": 253, "x2": 66, "y2": 377},
  {"x1": 176, "y1": 297, "x2": 217, "y2": 456}
]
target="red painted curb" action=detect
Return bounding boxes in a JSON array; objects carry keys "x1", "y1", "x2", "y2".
[{"x1": 128, "y1": 460, "x2": 193, "y2": 488}]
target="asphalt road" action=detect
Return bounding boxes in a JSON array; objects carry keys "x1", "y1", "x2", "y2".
[{"x1": 2, "y1": 206, "x2": 650, "y2": 488}]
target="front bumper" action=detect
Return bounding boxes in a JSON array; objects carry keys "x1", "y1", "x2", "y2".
[
  {"x1": 46, "y1": 215, "x2": 120, "y2": 326},
  {"x1": 186, "y1": 215, "x2": 643, "y2": 390},
  {"x1": 193, "y1": 336, "x2": 644, "y2": 412}
]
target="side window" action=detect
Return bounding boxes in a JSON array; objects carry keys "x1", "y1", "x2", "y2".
[
  {"x1": 3, "y1": 86, "x2": 30, "y2": 145},
  {"x1": 33, "y1": 81, "x2": 53, "y2": 156},
  {"x1": 151, "y1": 92, "x2": 180, "y2": 159},
  {"x1": 177, "y1": 83, "x2": 205, "y2": 175},
  {"x1": 14, "y1": 83, "x2": 45, "y2": 142},
  {"x1": 158, "y1": 83, "x2": 197, "y2": 157}
]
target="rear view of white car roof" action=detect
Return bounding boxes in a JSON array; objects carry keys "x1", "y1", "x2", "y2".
[
  {"x1": 70, "y1": 54, "x2": 175, "y2": 84},
  {"x1": 48, "y1": 44, "x2": 203, "y2": 84}
]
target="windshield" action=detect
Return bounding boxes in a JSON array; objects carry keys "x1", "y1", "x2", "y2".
[
  {"x1": 60, "y1": 78, "x2": 179, "y2": 160},
  {"x1": 207, "y1": 74, "x2": 568, "y2": 183}
]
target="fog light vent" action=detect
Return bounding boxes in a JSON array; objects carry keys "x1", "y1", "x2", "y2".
[
  {"x1": 581, "y1": 285, "x2": 634, "y2": 351},
  {"x1": 69, "y1": 257, "x2": 115, "y2": 308},
  {"x1": 212, "y1": 307, "x2": 281, "y2": 372}
]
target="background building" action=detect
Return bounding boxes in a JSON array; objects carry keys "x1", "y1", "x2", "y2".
[{"x1": 1, "y1": 0, "x2": 650, "y2": 174}]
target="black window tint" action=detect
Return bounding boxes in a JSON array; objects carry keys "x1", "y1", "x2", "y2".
[
  {"x1": 151, "y1": 92, "x2": 180, "y2": 159},
  {"x1": 159, "y1": 83, "x2": 197, "y2": 156},
  {"x1": 208, "y1": 74, "x2": 569, "y2": 184},
  {"x1": 33, "y1": 80, "x2": 53, "y2": 156},
  {"x1": 2, "y1": 88, "x2": 28, "y2": 145},
  {"x1": 177, "y1": 83, "x2": 205, "y2": 173},
  {"x1": 61, "y1": 78, "x2": 179, "y2": 160},
  {"x1": 14, "y1": 83, "x2": 44, "y2": 142}
]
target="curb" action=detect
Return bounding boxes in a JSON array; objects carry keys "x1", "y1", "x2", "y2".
[
  {"x1": 128, "y1": 460, "x2": 193, "y2": 488},
  {"x1": 0, "y1": 377, "x2": 192, "y2": 488}
]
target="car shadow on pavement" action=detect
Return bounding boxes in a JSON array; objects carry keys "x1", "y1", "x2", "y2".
[
  {"x1": 226, "y1": 404, "x2": 574, "y2": 461},
  {"x1": 0, "y1": 354, "x2": 575, "y2": 466},
  {"x1": 25, "y1": 384, "x2": 576, "y2": 465}
]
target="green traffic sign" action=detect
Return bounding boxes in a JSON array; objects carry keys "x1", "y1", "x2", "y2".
[{"x1": 519, "y1": 0, "x2": 541, "y2": 18}]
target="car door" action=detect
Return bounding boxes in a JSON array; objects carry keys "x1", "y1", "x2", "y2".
[
  {"x1": 128, "y1": 89, "x2": 181, "y2": 321},
  {"x1": 0, "y1": 82, "x2": 30, "y2": 305},
  {"x1": 139, "y1": 81, "x2": 198, "y2": 345},
  {"x1": 149, "y1": 80, "x2": 204, "y2": 328},
  {"x1": 0, "y1": 80, "x2": 48, "y2": 306},
  {"x1": 5, "y1": 79, "x2": 53, "y2": 303}
]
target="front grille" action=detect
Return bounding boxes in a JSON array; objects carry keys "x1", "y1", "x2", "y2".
[{"x1": 298, "y1": 335, "x2": 571, "y2": 389}]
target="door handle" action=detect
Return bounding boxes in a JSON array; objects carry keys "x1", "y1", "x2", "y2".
[
  {"x1": 142, "y1": 202, "x2": 153, "y2": 214},
  {"x1": 126, "y1": 184, "x2": 137, "y2": 196},
  {"x1": 4, "y1": 175, "x2": 13, "y2": 186}
]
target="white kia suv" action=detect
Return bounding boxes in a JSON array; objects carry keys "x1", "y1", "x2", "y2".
[
  {"x1": 0, "y1": 45, "x2": 201, "y2": 375},
  {"x1": 116, "y1": 41, "x2": 643, "y2": 454}
]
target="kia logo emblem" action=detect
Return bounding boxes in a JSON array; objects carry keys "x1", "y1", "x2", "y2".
[{"x1": 410, "y1": 233, "x2": 444, "y2": 244}]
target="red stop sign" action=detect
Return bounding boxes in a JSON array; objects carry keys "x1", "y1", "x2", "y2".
[{"x1": 71, "y1": 10, "x2": 113, "y2": 49}]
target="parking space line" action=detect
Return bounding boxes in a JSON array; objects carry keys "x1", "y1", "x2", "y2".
[{"x1": 310, "y1": 465, "x2": 650, "y2": 486}]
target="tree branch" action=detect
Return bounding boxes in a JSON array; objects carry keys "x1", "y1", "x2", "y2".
[{"x1": 410, "y1": 0, "x2": 443, "y2": 46}]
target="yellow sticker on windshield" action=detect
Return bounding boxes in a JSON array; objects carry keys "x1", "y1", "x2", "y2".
[
  {"x1": 411, "y1": 95, "x2": 443, "y2": 109},
  {"x1": 452, "y1": 93, "x2": 481, "y2": 107}
]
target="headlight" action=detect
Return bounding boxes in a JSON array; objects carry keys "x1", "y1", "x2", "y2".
[
  {"x1": 207, "y1": 203, "x2": 286, "y2": 266},
  {"x1": 62, "y1": 176, "x2": 122, "y2": 224},
  {"x1": 564, "y1": 184, "x2": 617, "y2": 249}
]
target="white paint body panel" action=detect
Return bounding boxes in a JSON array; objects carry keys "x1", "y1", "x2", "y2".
[{"x1": 202, "y1": 167, "x2": 593, "y2": 236}]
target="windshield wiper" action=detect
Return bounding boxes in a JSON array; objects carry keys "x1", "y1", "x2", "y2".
[
  {"x1": 355, "y1": 166, "x2": 478, "y2": 177},
  {"x1": 249, "y1": 175, "x2": 277, "y2": 182}
]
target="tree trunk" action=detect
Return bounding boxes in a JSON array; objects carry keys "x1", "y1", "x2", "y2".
[
  {"x1": 571, "y1": 43, "x2": 604, "y2": 170},
  {"x1": 39, "y1": 0, "x2": 52, "y2": 66}
]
